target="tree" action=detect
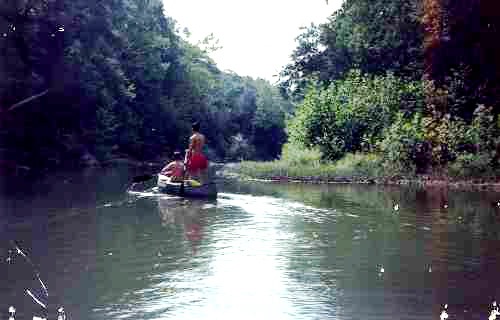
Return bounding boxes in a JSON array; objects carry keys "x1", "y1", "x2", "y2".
[
  {"x1": 280, "y1": 0, "x2": 424, "y2": 99},
  {"x1": 288, "y1": 71, "x2": 424, "y2": 160}
]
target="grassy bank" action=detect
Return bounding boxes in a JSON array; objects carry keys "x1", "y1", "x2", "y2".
[
  {"x1": 239, "y1": 153, "x2": 382, "y2": 181},
  {"x1": 228, "y1": 144, "x2": 381, "y2": 183},
  {"x1": 225, "y1": 144, "x2": 500, "y2": 190}
]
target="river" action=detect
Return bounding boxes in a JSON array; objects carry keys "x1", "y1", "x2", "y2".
[{"x1": 1, "y1": 165, "x2": 499, "y2": 319}]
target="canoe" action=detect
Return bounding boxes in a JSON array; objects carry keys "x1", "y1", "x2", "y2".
[{"x1": 157, "y1": 174, "x2": 218, "y2": 199}]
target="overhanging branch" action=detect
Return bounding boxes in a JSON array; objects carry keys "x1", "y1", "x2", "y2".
[{"x1": 7, "y1": 89, "x2": 49, "y2": 112}]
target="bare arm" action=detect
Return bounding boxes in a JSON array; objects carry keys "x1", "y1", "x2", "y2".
[
  {"x1": 188, "y1": 134, "x2": 198, "y2": 152},
  {"x1": 160, "y1": 162, "x2": 175, "y2": 174}
]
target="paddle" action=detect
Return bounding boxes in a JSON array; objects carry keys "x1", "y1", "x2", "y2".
[{"x1": 180, "y1": 153, "x2": 189, "y2": 196}]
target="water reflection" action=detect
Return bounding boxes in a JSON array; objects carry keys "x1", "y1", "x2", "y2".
[
  {"x1": 157, "y1": 197, "x2": 212, "y2": 255},
  {"x1": 1, "y1": 167, "x2": 500, "y2": 320},
  {"x1": 222, "y1": 182, "x2": 500, "y2": 319}
]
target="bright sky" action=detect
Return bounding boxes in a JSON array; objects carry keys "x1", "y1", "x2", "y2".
[{"x1": 162, "y1": 0, "x2": 343, "y2": 82}]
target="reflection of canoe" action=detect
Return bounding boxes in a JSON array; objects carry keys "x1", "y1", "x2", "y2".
[{"x1": 157, "y1": 174, "x2": 217, "y2": 199}]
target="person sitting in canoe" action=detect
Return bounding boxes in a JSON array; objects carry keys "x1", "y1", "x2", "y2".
[
  {"x1": 160, "y1": 151, "x2": 185, "y2": 182},
  {"x1": 185, "y1": 121, "x2": 209, "y2": 184}
]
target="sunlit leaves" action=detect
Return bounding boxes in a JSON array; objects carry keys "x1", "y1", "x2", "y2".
[
  {"x1": 0, "y1": 0, "x2": 292, "y2": 165},
  {"x1": 280, "y1": 0, "x2": 424, "y2": 101},
  {"x1": 288, "y1": 70, "x2": 424, "y2": 160}
]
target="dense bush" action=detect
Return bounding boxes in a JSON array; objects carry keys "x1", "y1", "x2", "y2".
[
  {"x1": 332, "y1": 153, "x2": 382, "y2": 177},
  {"x1": 280, "y1": 143, "x2": 322, "y2": 166},
  {"x1": 226, "y1": 134, "x2": 256, "y2": 161},
  {"x1": 288, "y1": 70, "x2": 424, "y2": 161},
  {"x1": 378, "y1": 104, "x2": 500, "y2": 176},
  {"x1": 378, "y1": 113, "x2": 427, "y2": 175},
  {"x1": 285, "y1": 65, "x2": 499, "y2": 178},
  {"x1": 277, "y1": 0, "x2": 500, "y2": 180},
  {"x1": 448, "y1": 153, "x2": 496, "y2": 178}
]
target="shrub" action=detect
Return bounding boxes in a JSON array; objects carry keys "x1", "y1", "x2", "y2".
[
  {"x1": 333, "y1": 153, "x2": 383, "y2": 177},
  {"x1": 280, "y1": 143, "x2": 322, "y2": 166},
  {"x1": 448, "y1": 152, "x2": 496, "y2": 178},
  {"x1": 226, "y1": 134, "x2": 256, "y2": 161},
  {"x1": 287, "y1": 70, "x2": 424, "y2": 160},
  {"x1": 378, "y1": 113, "x2": 427, "y2": 175}
]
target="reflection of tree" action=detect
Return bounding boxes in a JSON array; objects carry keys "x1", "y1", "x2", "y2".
[
  {"x1": 283, "y1": 185, "x2": 409, "y2": 317},
  {"x1": 424, "y1": 188, "x2": 500, "y2": 315},
  {"x1": 1, "y1": 166, "x2": 224, "y2": 319},
  {"x1": 277, "y1": 183, "x2": 500, "y2": 318},
  {"x1": 0, "y1": 170, "x2": 103, "y2": 317}
]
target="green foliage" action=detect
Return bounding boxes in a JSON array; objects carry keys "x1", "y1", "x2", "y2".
[
  {"x1": 468, "y1": 106, "x2": 500, "y2": 153},
  {"x1": 332, "y1": 153, "x2": 382, "y2": 177},
  {"x1": 378, "y1": 105, "x2": 500, "y2": 176},
  {"x1": 226, "y1": 134, "x2": 256, "y2": 161},
  {"x1": 445, "y1": 106, "x2": 500, "y2": 177},
  {"x1": 2, "y1": 0, "x2": 498, "y2": 182},
  {"x1": 239, "y1": 159, "x2": 335, "y2": 180},
  {"x1": 448, "y1": 153, "x2": 496, "y2": 178},
  {"x1": 0, "y1": 0, "x2": 291, "y2": 168},
  {"x1": 282, "y1": 0, "x2": 499, "y2": 179},
  {"x1": 250, "y1": 79, "x2": 290, "y2": 160},
  {"x1": 288, "y1": 70, "x2": 424, "y2": 160},
  {"x1": 280, "y1": 143, "x2": 322, "y2": 167},
  {"x1": 238, "y1": 150, "x2": 381, "y2": 180},
  {"x1": 378, "y1": 113, "x2": 427, "y2": 175},
  {"x1": 426, "y1": 0, "x2": 500, "y2": 113},
  {"x1": 238, "y1": 143, "x2": 325, "y2": 179},
  {"x1": 280, "y1": 0, "x2": 423, "y2": 99}
]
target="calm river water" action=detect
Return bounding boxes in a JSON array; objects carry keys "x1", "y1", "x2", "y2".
[{"x1": 1, "y1": 165, "x2": 500, "y2": 319}]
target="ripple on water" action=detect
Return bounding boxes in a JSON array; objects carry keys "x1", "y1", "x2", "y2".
[{"x1": 4, "y1": 170, "x2": 500, "y2": 320}]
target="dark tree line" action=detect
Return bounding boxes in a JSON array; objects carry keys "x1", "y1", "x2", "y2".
[{"x1": 0, "y1": 0, "x2": 291, "y2": 172}]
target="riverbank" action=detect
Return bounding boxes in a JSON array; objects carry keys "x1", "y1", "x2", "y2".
[{"x1": 220, "y1": 162, "x2": 500, "y2": 191}]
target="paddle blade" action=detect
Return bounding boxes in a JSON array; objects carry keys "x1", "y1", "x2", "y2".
[{"x1": 186, "y1": 179, "x2": 201, "y2": 187}]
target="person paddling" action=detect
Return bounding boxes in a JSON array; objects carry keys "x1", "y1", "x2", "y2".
[
  {"x1": 185, "y1": 122, "x2": 209, "y2": 184},
  {"x1": 160, "y1": 151, "x2": 185, "y2": 182}
]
